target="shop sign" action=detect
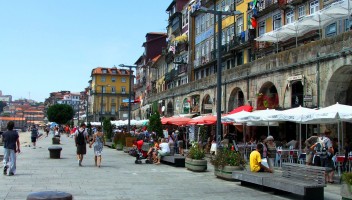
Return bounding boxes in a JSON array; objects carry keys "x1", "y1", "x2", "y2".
[
  {"x1": 303, "y1": 95, "x2": 312, "y2": 102},
  {"x1": 287, "y1": 75, "x2": 303, "y2": 81},
  {"x1": 204, "y1": 104, "x2": 213, "y2": 110}
]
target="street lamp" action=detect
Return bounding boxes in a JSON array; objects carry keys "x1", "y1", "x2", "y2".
[
  {"x1": 118, "y1": 64, "x2": 136, "y2": 135},
  {"x1": 195, "y1": 6, "x2": 242, "y2": 147}
]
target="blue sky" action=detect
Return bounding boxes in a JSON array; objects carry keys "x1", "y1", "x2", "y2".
[{"x1": 0, "y1": 0, "x2": 170, "y2": 102}]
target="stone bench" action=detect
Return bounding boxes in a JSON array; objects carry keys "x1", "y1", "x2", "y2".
[
  {"x1": 233, "y1": 163, "x2": 327, "y2": 200},
  {"x1": 48, "y1": 146, "x2": 62, "y2": 159},
  {"x1": 27, "y1": 191, "x2": 72, "y2": 200},
  {"x1": 160, "y1": 155, "x2": 185, "y2": 167}
]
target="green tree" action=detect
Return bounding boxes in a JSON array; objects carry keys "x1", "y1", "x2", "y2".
[
  {"x1": 103, "y1": 118, "x2": 113, "y2": 140},
  {"x1": 47, "y1": 104, "x2": 74, "y2": 124},
  {"x1": 148, "y1": 112, "x2": 163, "y2": 138},
  {"x1": 0, "y1": 101, "x2": 7, "y2": 112}
]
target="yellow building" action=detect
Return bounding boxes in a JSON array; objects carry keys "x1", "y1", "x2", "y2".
[{"x1": 90, "y1": 66, "x2": 133, "y2": 122}]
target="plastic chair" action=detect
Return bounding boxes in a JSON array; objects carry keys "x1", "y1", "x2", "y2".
[{"x1": 298, "y1": 153, "x2": 306, "y2": 164}]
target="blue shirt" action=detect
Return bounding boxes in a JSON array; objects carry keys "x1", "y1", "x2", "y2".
[{"x1": 3, "y1": 130, "x2": 19, "y2": 150}]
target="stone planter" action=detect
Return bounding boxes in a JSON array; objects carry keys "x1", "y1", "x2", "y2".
[
  {"x1": 48, "y1": 146, "x2": 62, "y2": 159},
  {"x1": 116, "y1": 144, "x2": 123, "y2": 151},
  {"x1": 341, "y1": 183, "x2": 352, "y2": 200},
  {"x1": 214, "y1": 165, "x2": 243, "y2": 181},
  {"x1": 185, "y1": 158, "x2": 207, "y2": 172}
]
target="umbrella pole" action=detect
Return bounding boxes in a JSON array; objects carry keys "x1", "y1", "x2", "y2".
[
  {"x1": 267, "y1": 121, "x2": 270, "y2": 136},
  {"x1": 338, "y1": 121, "x2": 340, "y2": 153},
  {"x1": 299, "y1": 123, "x2": 302, "y2": 154},
  {"x1": 306, "y1": 124, "x2": 308, "y2": 141},
  {"x1": 342, "y1": 121, "x2": 344, "y2": 154}
]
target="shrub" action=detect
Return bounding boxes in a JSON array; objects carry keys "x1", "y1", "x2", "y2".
[
  {"x1": 188, "y1": 141, "x2": 205, "y2": 160},
  {"x1": 210, "y1": 147, "x2": 246, "y2": 168}
]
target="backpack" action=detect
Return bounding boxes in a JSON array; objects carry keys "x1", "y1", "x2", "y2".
[{"x1": 76, "y1": 129, "x2": 85, "y2": 145}]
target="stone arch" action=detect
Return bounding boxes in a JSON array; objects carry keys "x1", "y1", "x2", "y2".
[
  {"x1": 166, "y1": 101, "x2": 174, "y2": 117},
  {"x1": 324, "y1": 65, "x2": 352, "y2": 106},
  {"x1": 202, "y1": 94, "x2": 213, "y2": 114},
  {"x1": 257, "y1": 82, "x2": 279, "y2": 110},
  {"x1": 228, "y1": 87, "x2": 245, "y2": 112}
]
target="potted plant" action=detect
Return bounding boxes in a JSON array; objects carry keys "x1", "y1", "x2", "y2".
[
  {"x1": 210, "y1": 147, "x2": 246, "y2": 180},
  {"x1": 341, "y1": 172, "x2": 352, "y2": 199},
  {"x1": 103, "y1": 118, "x2": 113, "y2": 142},
  {"x1": 185, "y1": 141, "x2": 207, "y2": 172},
  {"x1": 113, "y1": 133, "x2": 123, "y2": 150}
]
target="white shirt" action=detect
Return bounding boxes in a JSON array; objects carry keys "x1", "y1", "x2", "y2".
[{"x1": 159, "y1": 142, "x2": 170, "y2": 154}]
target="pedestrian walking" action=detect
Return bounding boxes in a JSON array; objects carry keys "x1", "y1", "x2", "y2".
[
  {"x1": 89, "y1": 126, "x2": 105, "y2": 167},
  {"x1": 74, "y1": 123, "x2": 89, "y2": 166},
  {"x1": 2, "y1": 121, "x2": 20, "y2": 176},
  {"x1": 30, "y1": 124, "x2": 38, "y2": 149}
]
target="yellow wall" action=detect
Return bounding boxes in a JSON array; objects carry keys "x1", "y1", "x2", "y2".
[
  {"x1": 266, "y1": 17, "x2": 273, "y2": 32},
  {"x1": 92, "y1": 73, "x2": 131, "y2": 113}
]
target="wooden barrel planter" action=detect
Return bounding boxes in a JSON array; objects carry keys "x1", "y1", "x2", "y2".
[
  {"x1": 214, "y1": 165, "x2": 243, "y2": 181},
  {"x1": 341, "y1": 183, "x2": 352, "y2": 200},
  {"x1": 185, "y1": 158, "x2": 207, "y2": 172}
]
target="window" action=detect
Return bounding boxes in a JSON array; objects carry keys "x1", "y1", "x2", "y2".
[
  {"x1": 298, "y1": 5, "x2": 306, "y2": 19},
  {"x1": 111, "y1": 106, "x2": 116, "y2": 115},
  {"x1": 273, "y1": 13, "x2": 281, "y2": 30},
  {"x1": 286, "y1": 10, "x2": 294, "y2": 24},
  {"x1": 345, "y1": 19, "x2": 352, "y2": 31},
  {"x1": 101, "y1": 76, "x2": 106, "y2": 82},
  {"x1": 102, "y1": 69, "x2": 107, "y2": 74},
  {"x1": 325, "y1": 23, "x2": 336, "y2": 37},
  {"x1": 310, "y1": 0, "x2": 319, "y2": 14},
  {"x1": 201, "y1": 15, "x2": 205, "y2": 32},
  {"x1": 237, "y1": 51, "x2": 243, "y2": 66},
  {"x1": 111, "y1": 70, "x2": 117, "y2": 74},
  {"x1": 102, "y1": 86, "x2": 106, "y2": 93},
  {"x1": 206, "y1": 13, "x2": 210, "y2": 29},
  {"x1": 196, "y1": 17, "x2": 200, "y2": 35},
  {"x1": 237, "y1": 16, "x2": 244, "y2": 35},
  {"x1": 111, "y1": 86, "x2": 116, "y2": 93},
  {"x1": 121, "y1": 70, "x2": 126, "y2": 75},
  {"x1": 111, "y1": 77, "x2": 116, "y2": 82},
  {"x1": 121, "y1": 86, "x2": 126, "y2": 93},
  {"x1": 259, "y1": 21, "x2": 265, "y2": 36},
  {"x1": 121, "y1": 77, "x2": 126, "y2": 83}
]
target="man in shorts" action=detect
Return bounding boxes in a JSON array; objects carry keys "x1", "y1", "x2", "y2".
[{"x1": 74, "y1": 123, "x2": 89, "y2": 166}]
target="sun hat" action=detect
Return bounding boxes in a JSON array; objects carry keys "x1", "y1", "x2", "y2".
[{"x1": 266, "y1": 135, "x2": 274, "y2": 141}]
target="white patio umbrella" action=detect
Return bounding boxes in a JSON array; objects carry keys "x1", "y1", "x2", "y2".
[
  {"x1": 279, "y1": 22, "x2": 316, "y2": 47},
  {"x1": 303, "y1": 103, "x2": 352, "y2": 152},
  {"x1": 235, "y1": 109, "x2": 284, "y2": 136},
  {"x1": 221, "y1": 110, "x2": 252, "y2": 123},
  {"x1": 281, "y1": 106, "x2": 318, "y2": 153},
  {"x1": 255, "y1": 29, "x2": 294, "y2": 53}
]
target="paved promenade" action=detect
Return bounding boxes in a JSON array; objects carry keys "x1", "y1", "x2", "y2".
[{"x1": 0, "y1": 132, "x2": 341, "y2": 200}]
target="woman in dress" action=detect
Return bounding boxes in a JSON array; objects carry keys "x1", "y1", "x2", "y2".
[{"x1": 89, "y1": 126, "x2": 105, "y2": 167}]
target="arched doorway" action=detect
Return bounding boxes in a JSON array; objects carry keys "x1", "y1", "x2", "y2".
[
  {"x1": 167, "y1": 101, "x2": 174, "y2": 117},
  {"x1": 182, "y1": 98, "x2": 190, "y2": 114},
  {"x1": 202, "y1": 95, "x2": 213, "y2": 114},
  {"x1": 291, "y1": 81, "x2": 304, "y2": 108},
  {"x1": 257, "y1": 82, "x2": 279, "y2": 110},
  {"x1": 228, "y1": 88, "x2": 245, "y2": 112}
]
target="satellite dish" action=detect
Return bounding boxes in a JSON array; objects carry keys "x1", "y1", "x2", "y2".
[
  {"x1": 162, "y1": 106, "x2": 165, "y2": 112},
  {"x1": 224, "y1": 5, "x2": 230, "y2": 11}
]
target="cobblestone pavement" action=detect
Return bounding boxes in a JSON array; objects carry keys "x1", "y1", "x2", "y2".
[{"x1": 0, "y1": 133, "x2": 341, "y2": 200}]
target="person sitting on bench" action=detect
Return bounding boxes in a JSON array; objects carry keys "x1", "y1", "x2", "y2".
[
  {"x1": 156, "y1": 138, "x2": 170, "y2": 165},
  {"x1": 250, "y1": 143, "x2": 273, "y2": 173}
]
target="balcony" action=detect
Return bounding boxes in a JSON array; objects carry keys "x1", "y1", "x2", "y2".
[
  {"x1": 177, "y1": 64, "x2": 188, "y2": 75},
  {"x1": 257, "y1": 0, "x2": 279, "y2": 18},
  {"x1": 230, "y1": 30, "x2": 255, "y2": 51},
  {"x1": 175, "y1": 42, "x2": 188, "y2": 54}
]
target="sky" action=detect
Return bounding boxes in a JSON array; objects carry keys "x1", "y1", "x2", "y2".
[{"x1": 0, "y1": 0, "x2": 171, "y2": 102}]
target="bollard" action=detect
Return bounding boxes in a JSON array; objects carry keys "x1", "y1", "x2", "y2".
[
  {"x1": 27, "y1": 191, "x2": 72, "y2": 200},
  {"x1": 48, "y1": 146, "x2": 62, "y2": 159}
]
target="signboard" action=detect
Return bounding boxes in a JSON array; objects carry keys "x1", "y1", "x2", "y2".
[
  {"x1": 204, "y1": 104, "x2": 213, "y2": 110},
  {"x1": 287, "y1": 75, "x2": 303, "y2": 81},
  {"x1": 303, "y1": 95, "x2": 312, "y2": 102}
]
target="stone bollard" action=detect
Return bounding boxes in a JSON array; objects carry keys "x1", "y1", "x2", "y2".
[
  {"x1": 48, "y1": 146, "x2": 62, "y2": 159},
  {"x1": 52, "y1": 137, "x2": 60, "y2": 144},
  {"x1": 27, "y1": 191, "x2": 72, "y2": 200}
]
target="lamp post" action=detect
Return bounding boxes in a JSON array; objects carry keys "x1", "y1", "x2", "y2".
[
  {"x1": 196, "y1": 7, "x2": 242, "y2": 147},
  {"x1": 118, "y1": 64, "x2": 136, "y2": 135}
]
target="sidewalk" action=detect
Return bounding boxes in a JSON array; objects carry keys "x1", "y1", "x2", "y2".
[{"x1": 0, "y1": 134, "x2": 341, "y2": 200}]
